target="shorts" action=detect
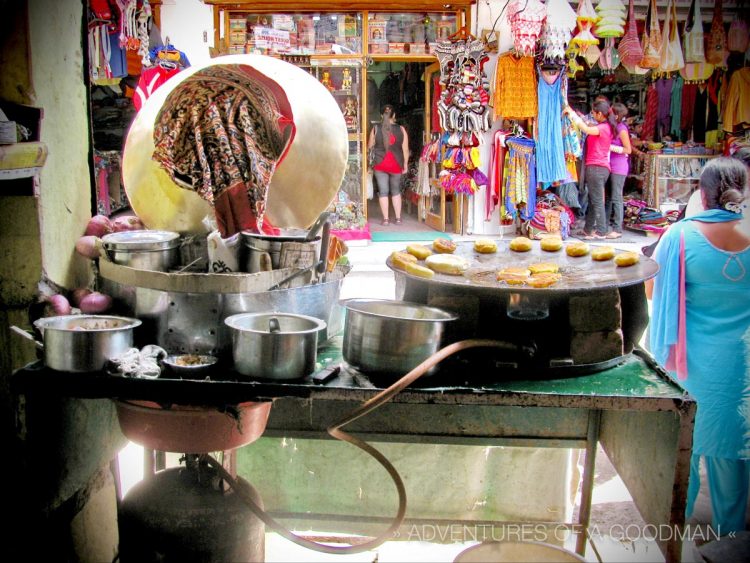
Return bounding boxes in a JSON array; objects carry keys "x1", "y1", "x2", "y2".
[{"x1": 373, "y1": 170, "x2": 403, "y2": 197}]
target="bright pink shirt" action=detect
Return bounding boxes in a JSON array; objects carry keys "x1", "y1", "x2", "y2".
[{"x1": 584, "y1": 122, "x2": 613, "y2": 170}]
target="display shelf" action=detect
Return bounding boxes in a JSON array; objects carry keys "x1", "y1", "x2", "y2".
[{"x1": 643, "y1": 153, "x2": 719, "y2": 209}]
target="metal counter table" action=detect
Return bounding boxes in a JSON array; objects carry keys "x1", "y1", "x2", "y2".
[{"x1": 12, "y1": 345, "x2": 695, "y2": 562}]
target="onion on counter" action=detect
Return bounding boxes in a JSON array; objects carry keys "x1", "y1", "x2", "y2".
[
  {"x1": 75, "y1": 235, "x2": 102, "y2": 259},
  {"x1": 79, "y1": 292, "x2": 113, "y2": 314},
  {"x1": 71, "y1": 287, "x2": 92, "y2": 307},
  {"x1": 45, "y1": 294, "x2": 72, "y2": 316},
  {"x1": 84, "y1": 215, "x2": 113, "y2": 237},
  {"x1": 112, "y1": 215, "x2": 145, "y2": 232}
]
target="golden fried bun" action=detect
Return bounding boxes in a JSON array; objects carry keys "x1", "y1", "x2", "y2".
[
  {"x1": 432, "y1": 238, "x2": 457, "y2": 253},
  {"x1": 565, "y1": 242, "x2": 590, "y2": 257},
  {"x1": 528, "y1": 262, "x2": 559, "y2": 275},
  {"x1": 390, "y1": 251, "x2": 418, "y2": 270},
  {"x1": 425, "y1": 254, "x2": 469, "y2": 275},
  {"x1": 509, "y1": 236, "x2": 533, "y2": 252},
  {"x1": 591, "y1": 246, "x2": 616, "y2": 261},
  {"x1": 473, "y1": 239, "x2": 498, "y2": 253},
  {"x1": 527, "y1": 272, "x2": 562, "y2": 288},
  {"x1": 496, "y1": 267, "x2": 531, "y2": 285},
  {"x1": 540, "y1": 236, "x2": 563, "y2": 252},
  {"x1": 614, "y1": 252, "x2": 640, "y2": 267},
  {"x1": 405, "y1": 261, "x2": 435, "y2": 279},
  {"x1": 406, "y1": 243, "x2": 432, "y2": 260}
]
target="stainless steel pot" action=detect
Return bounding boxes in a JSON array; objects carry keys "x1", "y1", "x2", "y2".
[
  {"x1": 225, "y1": 312, "x2": 326, "y2": 380},
  {"x1": 102, "y1": 230, "x2": 181, "y2": 272},
  {"x1": 342, "y1": 299, "x2": 458, "y2": 376},
  {"x1": 32, "y1": 315, "x2": 142, "y2": 372}
]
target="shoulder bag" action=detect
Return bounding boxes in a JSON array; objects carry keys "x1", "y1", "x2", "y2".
[
  {"x1": 705, "y1": 0, "x2": 728, "y2": 66},
  {"x1": 658, "y1": 0, "x2": 684, "y2": 73},
  {"x1": 682, "y1": 0, "x2": 705, "y2": 64},
  {"x1": 617, "y1": 0, "x2": 643, "y2": 67},
  {"x1": 639, "y1": 0, "x2": 662, "y2": 69}
]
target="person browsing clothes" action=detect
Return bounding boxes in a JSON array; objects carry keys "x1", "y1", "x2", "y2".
[
  {"x1": 368, "y1": 104, "x2": 409, "y2": 226},
  {"x1": 564, "y1": 99, "x2": 617, "y2": 239},
  {"x1": 604, "y1": 103, "x2": 633, "y2": 239},
  {"x1": 650, "y1": 157, "x2": 750, "y2": 535}
]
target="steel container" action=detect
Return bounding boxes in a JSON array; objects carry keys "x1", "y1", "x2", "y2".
[
  {"x1": 342, "y1": 299, "x2": 458, "y2": 376},
  {"x1": 225, "y1": 312, "x2": 326, "y2": 380},
  {"x1": 102, "y1": 230, "x2": 181, "y2": 272},
  {"x1": 33, "y1": 315, "x2": 142, "y2": 372}
]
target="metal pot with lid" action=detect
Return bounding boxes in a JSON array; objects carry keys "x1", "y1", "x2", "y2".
[{"x1": 102, "y1": 230, "x2": 181, "y2": 272}]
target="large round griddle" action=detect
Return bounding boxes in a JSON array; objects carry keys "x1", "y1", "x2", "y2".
[{"x1": 387, "y1": 239, "x2": 658, "y2": 294}]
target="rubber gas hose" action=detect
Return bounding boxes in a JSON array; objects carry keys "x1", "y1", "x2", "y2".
[{"x1": 204, "y1": 338, "x2": 515, "y2": 554}]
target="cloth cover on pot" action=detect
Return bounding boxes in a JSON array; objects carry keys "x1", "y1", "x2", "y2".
[{"x1": 153, "y1": 64, "x2": 295, "y2": 237}]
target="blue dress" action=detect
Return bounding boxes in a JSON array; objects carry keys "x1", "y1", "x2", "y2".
[
  {"x1": 651, "y1": 213, "x2": 750, "y2": 532},
  {"x1": 535, "y1": 70, "x2": 568, "y2": 186},
  {"x1": 678, "y1": 225, "x2": 750, "y2": 459}
]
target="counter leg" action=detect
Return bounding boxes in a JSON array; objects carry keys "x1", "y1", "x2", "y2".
[{"x1": 576, "y1": 410, "x2": 601, "y2": 555}]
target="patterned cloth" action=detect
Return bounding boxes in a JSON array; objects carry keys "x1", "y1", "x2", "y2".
[
  {"x1": 509, "y1": 0, "x2": 547, "y2": 57},
  {"x1": 493, "y1": 54, "x2": 538, "y2": 120},
  {"x1": 503, "y1": 137, "x2": 536, "y2": 220},
  {"x1": 642, "y1": 82, "x2": 659, "y2": 140},
  {"x1": 153, "y1": 64, "x2": 295, "y2": 237}
]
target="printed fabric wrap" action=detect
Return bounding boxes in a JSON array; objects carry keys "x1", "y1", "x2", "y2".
[
  {"x1": 658, "y1": 0, "x2": 684, "y2": 73},
  {"x1": 682, "y1": 0, "x2": 705, "y2": 64},
  {"x1": 639, "y1": 0, "x2": 662, "y2": 69},
  {"x1": 152, "y1": 64, "x2": 295, "y2": 237},
  {"x1": 705, "y1": 0, "x2": 728, "y2": 66},
  {"x1": 617, "y1": 0, "x2": 643, "y2": 66}
]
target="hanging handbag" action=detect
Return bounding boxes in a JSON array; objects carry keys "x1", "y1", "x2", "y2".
[
  {"x1": 682, "y1": 0, "x2": 705, "y2": 64},
  {"x1": 658, "y1": 0, "x2": 684, "y2": 73},
  {"x1": 705, "y1": 0, "x2": 728, "y2": 66},
  {"x1": 617, "y1": 0, "x2": 643, "y2": 67},
  {"x1": 727, "y1": 20, "x2": 749, "y2": 53},
  {"x1": 639, "y1": 0, "x2": 662, "y2": 69}
]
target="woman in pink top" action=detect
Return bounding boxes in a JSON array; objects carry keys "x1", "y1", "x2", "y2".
[
  {"x1": 564, "y1": 99, "x2": 617, "y2": 239},
  {"x1": 605, "y1": 103, "x2": 633, "y2": 239}
]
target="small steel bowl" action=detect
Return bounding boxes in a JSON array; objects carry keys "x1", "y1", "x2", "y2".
[{"x1": 161, "y1": 354, "x2": 218, "y2": 379}]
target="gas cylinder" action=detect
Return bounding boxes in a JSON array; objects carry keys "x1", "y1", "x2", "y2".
[{"x1": 118, "y1": 458, "x2": 265, "y2": 562}]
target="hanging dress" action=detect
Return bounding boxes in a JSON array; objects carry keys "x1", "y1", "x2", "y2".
[{"x1": 535, "y1": 69, "x2": 569, "y2": 186}]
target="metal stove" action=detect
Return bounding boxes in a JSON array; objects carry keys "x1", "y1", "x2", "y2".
[{"x1": 388, "y1": 240, "x2": 658, "y2": 377}]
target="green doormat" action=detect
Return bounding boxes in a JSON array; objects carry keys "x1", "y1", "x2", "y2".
[{"x1": 370, "y1": 231, "x2": 451, "y2": 242}]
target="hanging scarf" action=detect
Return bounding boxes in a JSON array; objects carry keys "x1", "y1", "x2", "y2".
[{"x1": 650, "y1": 209, "x2": 743, "y2": 380}]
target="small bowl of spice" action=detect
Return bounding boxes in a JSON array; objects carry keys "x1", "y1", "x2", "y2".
[{"x1": 161, "y1": 354, "x2": 218, "y2": 379}]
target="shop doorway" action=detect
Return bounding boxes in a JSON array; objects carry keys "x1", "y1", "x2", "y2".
[{"x1": 366, "y1": 61, "x2": 434, "y2": 235}]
